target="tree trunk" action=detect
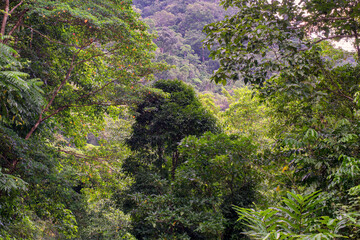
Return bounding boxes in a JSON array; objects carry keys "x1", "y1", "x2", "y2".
[
  {"x1": 0, "y1": 0, "x2": 10, "y2": 41},
  {"x1": 171, "y1": 150, "x2": 179, "y2": 181}
]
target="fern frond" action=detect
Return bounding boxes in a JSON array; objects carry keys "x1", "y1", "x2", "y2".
[
  {"x1": 0, "y1": 168, "x2": 28, "y2": 193},
  {"x1": 0, "y1": 43, "x2": 44, "y2": 125}
]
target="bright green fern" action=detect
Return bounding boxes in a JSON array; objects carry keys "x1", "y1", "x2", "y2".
[
  {"x1": 0, "y1": 43, "x2": 44, "y2": 127},
  {"x1": 235, "y1": 191, "x2": 348, "y2": 239}
]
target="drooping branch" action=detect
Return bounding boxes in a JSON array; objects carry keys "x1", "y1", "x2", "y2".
[
  {"x1": 316, "y1": 16, "x2": 351, "y2": 21},
  {"x1": 288, "y1": 17, "x2": 352, "y2": 30},
  {"x1": 317, "y1": 62, "x2": 355, "y2": 103}
]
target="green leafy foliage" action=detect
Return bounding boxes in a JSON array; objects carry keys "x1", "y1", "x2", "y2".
[
  {"x1": 134, "y1": 0, "x2": 242, "y2": 93},
  {"x1": 121, "y1": 80, "x2": 221, "y2": 239},
  {"x1": 0, "y1": 43, "x2": 44, "y2": 129},
  {"x1": 0, "y1": 125, "x2": 80, "y2": 239},
  {"x1": 0, "y1": 0, "x2": 158, "y2": 238},
  {"x1": 219, "y1": 87, "x2": 272, "y2": 145},
  {"x1": 0, "y1": 167, "x2": 27, "y2": 193},
  {"x1": 4, "y1": 0, "x2": 166, "y2": 141},
  {"x1": 1, "y1": 0, "x2": 360, "y2": 238},
  {"x1": 176, "y1": 132, "x2": 258, "y2": 239},
  {"x1": 121, "y1": 132, "x2": 258, "y2": 239},
  {"x1": 204, "y1": 0, "x2": 359, "y2": 85},
  {"x1": 235, "y1": 191, "x2": 348, "y2": 239},
  {"x1": 126, "y1": 79, "x2": 218, "y2": 155}
]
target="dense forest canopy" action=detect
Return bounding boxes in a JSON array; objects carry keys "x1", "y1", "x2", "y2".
[{"x1": 0, "y1": 0, "x2": 360, "y2": 239}]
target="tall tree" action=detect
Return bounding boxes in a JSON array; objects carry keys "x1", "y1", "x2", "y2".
[
  {"x1": 121, "y1": 80, "x2": 219, "y2": 239},
  {"x1": 0, "y1": 1, "x2": 164, "y2": 238},
  {"x1": 204, "y1": 2, "x2": 360, "y2": 238},
  {"x1": 126, "y1": 79, "x2": 218, "y2": 179},
  {"x1": 1, "y1": 0, "x2": 165, "y2": 140}
]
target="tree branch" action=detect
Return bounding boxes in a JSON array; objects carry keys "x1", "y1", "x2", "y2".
[
  {"x1": 44, "y1": 55, "x2": 77, "y2": 113},
  {"x1": 59, "y1": 149, "x2": 113, "y2": 161},
  {"x1": 296, "y1": 34, "x2": 357, "y2": 52},
  {"x1": 40, "y1": 80, "x2": 118, "y2": 123},
  {"x1": 317, "y1": 62, "x2": 355, "y2": 103},
  {"x1": 1, "y1": 0, "x2": 10, "y2": 40},
  {"x1": 23, "y1": 27, "x2": 134, "y2": 139},
  {"x1": 288, "y1": 17, "x2": 352, "y2": 30},
  {"x1": 316, "y1": 16, "x2": 351, "y2": 21},
  {"x1": 58, "y1": 149, "x2": 116, "y2": 171},
  {"x1": 312, "y1": 34, "x2": 356, "y2": 45},
  {"x1": 8, "y1": 0, "x2": 24, "y2": 15},
  {"x1": 3, "y1": 9, "x2": 28, "y2": 44},
  {"x1": 24, "y1": 25, "x2": 80, "y2": 48},
  {"x1": 25, "y1": 51, "x2": 80, "y2": 140},
  {"x1": 26, "y1": 78, "x2": 120, "y2": 140},
  {"x1": 354, "y1": 29, "x2": 360, "y2": 59}
]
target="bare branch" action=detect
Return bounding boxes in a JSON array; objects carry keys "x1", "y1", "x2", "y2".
[
  {"x1": 354, "y1": 29, "x2": 360, "y2": 59},
  {"x1": 316, "y1": 16, "x2": 351, "y2": 21},
  {"x1": 25, "y1": 51, "x2": 79, "y2": 140},
  {"x1": 295, "y1": 34, "x2": 357, "y2": 52},
  {"x1": 312, "y1": 34, "x2": 356, "y2": 45},
  {"x1": 1, "y1": 0, "x2": 10, "y2": 39},
  {"x1": 3, "y1": 9, "x2": 28, "y2": 44},
  {"x1": 8, "y1": 0, "x2": 24, "y2": 15}
]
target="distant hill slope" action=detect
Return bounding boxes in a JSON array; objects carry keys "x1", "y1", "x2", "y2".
[
  {"x1": 133, "y1": 0, "x2": 241, "y2": 95},
  {"x1": 133, "y1": 0, "x2": 356, "y2": 110}
]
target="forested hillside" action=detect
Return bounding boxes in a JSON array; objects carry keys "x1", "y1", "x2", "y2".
[
  {"x1": 133, "y1": 0, "x2": 241, "y2": 101},
  {"x1": 1, "y1": 0, "x2": 360, "y2": 239}
]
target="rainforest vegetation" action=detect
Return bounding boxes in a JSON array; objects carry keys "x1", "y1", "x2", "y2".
[{"x1": 0, "y1": 0, "x2": 360, "y2": 239}]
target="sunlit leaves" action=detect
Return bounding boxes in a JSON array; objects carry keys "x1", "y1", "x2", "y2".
[
  {"x1": 235, "y1": 191, "x2": 348, "y2": 240},
  {"x1": 204, "y1": 0, "x2": 359, "y2": 85}
]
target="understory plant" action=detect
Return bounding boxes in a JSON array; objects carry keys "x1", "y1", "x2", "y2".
[{"x1": 235, "y1": 191, "x2": 349, "y2": 239}]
